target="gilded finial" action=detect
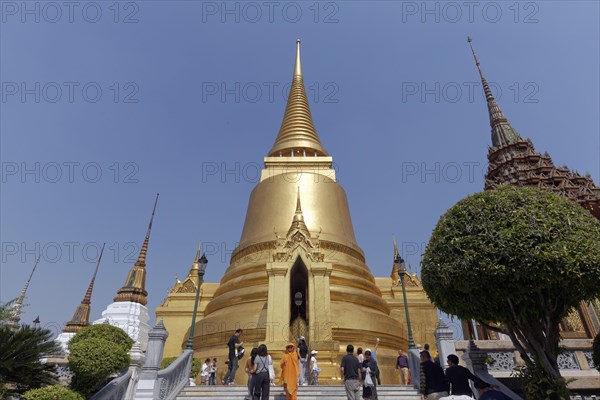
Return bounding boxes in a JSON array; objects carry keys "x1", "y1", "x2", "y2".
[
  {"x1": 268, "y1": 40, "x2": 328, "y2": 157},
  {"x1": 63, "y1": 244, "x2": 105, "y2": 333},
  {"x1": 114, "y1": 194, "x2": 160, "y2": 305},
  {"x1": 295, "y1": 39, "x2": 302, "y2": 77}
]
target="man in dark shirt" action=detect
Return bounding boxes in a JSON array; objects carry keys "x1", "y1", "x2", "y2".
[
  {"x1": 298, "y1": 336, "x2": 309, "y2": 385},
  {"x1": 222, "y1": 329, "x2": 243, "y2": 385},
  {"x1": 340, "y1": 344, "x2": 362, "y2": 400},
  {"x1": 395, "y1": 349, "x2": 410, "y2": 385},
  {"x1": 474, "y1": 381, "x2": 513, "y2": 400},
  {"x1": 445, "y1": 354, "x2": 481, "y2": 397},
  {"x1": 419, "y1": 350, "x2": 448, "y2": 400}
]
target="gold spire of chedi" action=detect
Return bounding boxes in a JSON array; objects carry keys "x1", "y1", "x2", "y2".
[
  {"x1": 391, "y1": 235, "x2": 401, "y2": 284},
  {"x1": 268, "y1": 39, "x2": 328, "y2": 157},
  {"x1": 468, "y1": 37, "x2": 522, "y2": 148},
  {"x1": 5, "y1": 256, "x2": 40, "y2": 329},
  {"x1": 114, "y1": 193, "x2": 159, "y2": 305},
  {"x1": 63, "y1": 244, "x2": 105, "y2": 333}
]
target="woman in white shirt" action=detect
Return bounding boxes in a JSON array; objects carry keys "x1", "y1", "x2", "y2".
[{"x1": 200, "y1": 358, "x2": 211, "y2": 385}]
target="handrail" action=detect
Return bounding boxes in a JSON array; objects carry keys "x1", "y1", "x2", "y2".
[
  {"x1": 89, "y1": 368, "x2": 133, "y2": 400},
  {"x1": 153, "y1": 349, "x2": 194, "y2": 400}
]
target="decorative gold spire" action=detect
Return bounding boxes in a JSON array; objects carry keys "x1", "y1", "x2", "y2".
[
  {"x1": 64, "y1": 244, "x2": 105, "y2": 333},
  {"x1": 5, "y1": 256, "x2": 40, "y2": 329},
  {"x1": 187, "y1": 242, "x2": 202, "y2": 280},
  {"x1": 391, "y1": 235, "x2": 401, "y2": 284},
  {"x1": 114, "y1": 193, "x2": 159, "y2": 305},
  {"x1": 268, "y1": 39, "x2": 328, "y2": 157},
  {"x1": 468, "y1": 37, "x2": 522, "y2": 148},
  {"x1": 288, "y1": 187, "x2": 309, "y2": 235}
]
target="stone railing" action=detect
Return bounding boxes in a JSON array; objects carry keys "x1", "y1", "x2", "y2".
[
  {"x1": 89, "y1": 369, "x2": 133, "y2": 400},
  {"x1": 154, "y1": 349, "x2": 193, "y2": 400},
  {"x1": 454, "y1": 339, "x2": 599, "y2": 393}
]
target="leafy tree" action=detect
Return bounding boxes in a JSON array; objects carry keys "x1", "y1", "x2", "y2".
[
  {"x1": 422, "y1": 185, "x2": 600, "y2": 397},
  {"x1": 67, "y1": 323, "x2": 133, "y2": 352},
  {"x1": 593, "y1": 332, "x2": 600, "y2": 373},
  {"x1": 23, "y1": 385, "x2": 83, "y2": 400},
  {"x1": 161, "y1": 356, "x2": 202, "y2": 378},
  {"x1": 68, "y1": 337, "x2": 130, "y2": 397},
  {"x1": 0, "y1": 325, "x2": 62, "y2": 394}
]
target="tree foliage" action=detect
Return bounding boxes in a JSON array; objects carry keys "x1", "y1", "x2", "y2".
[
  {"x1": 23, "y1": 385, "x2": 84, "y2": 400},
  {"x1": 0, "y1": 325, "x2": 62, "y2": 394},
  {"x1": 68, "y1": 337, "x2": 130, "y2": 397},
  {"x1": 422, "y1": 185, "x2": 600, "y2": 396},
  {"x1": 67, "y1": 323, "x2": 133, "y2": 352},
  {"x1": 161, "y1": 356, "x2": 202, "y2": 378}
]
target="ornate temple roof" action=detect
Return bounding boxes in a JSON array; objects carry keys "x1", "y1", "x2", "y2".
[
  {"x1": 63, "y1": 244, "x2": 104, "y2": 333},
  {"x1": 468, "y1": 38, "x2": 600, "y2": 220},
  {"x1": 113, "y1": 193, "x2": 159, "y2": 305},
  {"x1": 268, "y1": 39, "x2": 328, "y2": 157}
]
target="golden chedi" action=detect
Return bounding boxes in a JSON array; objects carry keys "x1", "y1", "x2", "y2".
[{"x1": 157, "y1": 40, "x2": 438, "y2": 384}]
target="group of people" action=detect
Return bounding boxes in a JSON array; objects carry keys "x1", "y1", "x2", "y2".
[
  {"x1": 215, "y1": 329, "x2": 511, "y2": 400},
  {"x1": 340, "y1": 343, "x2": 380, "y2": 400},
  {"x1": 419, "y1": 351, "x2": 512, "y2": 400},
  {"x1": 199, "y1": 357, "x2": 218, "y2": 385},
  {"x1": 218, "y1": 330, "x2": 320, "y2": 400}
]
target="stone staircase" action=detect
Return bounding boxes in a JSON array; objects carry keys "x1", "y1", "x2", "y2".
[{"x1": 177, "y1": 385, "x2": 420, "y2": 400}]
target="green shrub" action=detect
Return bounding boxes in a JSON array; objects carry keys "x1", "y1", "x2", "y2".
[
  {"x1": 23, "y1": 385, "x2": 83, "y2": 400},
  {"x1": 161, "y1": 356, "x2": 202, "y2": 378},
  {"x1": 68, "y1": 324, "x2": 133, "y2": 352},
  {"x1": 68, "y1": 337, "x2": 130, "y2": 397}
]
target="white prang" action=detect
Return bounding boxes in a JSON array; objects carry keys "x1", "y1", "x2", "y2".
[
  {"x1": 55, "y1": 332, "x2": 76, "y2": 353},
  {"x1": 93, "y1": 301, "x2": 150, "y2": 351}
]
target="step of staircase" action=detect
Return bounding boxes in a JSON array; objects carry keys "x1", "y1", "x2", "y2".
[{"x1": 177, "y1": 385, "x2": 420, "y2": 400}]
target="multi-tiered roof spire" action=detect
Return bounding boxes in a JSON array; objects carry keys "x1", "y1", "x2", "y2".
[
  {"x1": 268, "y1": 39, "x2": 328, "y2": 157},
  {"x1": 468, "y1": 37, "x2": 522, "y2": 148},
  {"x1": 114, "y1": 193, "x2": 159, "y2": 305},
  {"x1": 5, "y1": 256, "x2": 40, "y2": 329},
  {"x1": 63, "y1": 244, "x2": 105, "y2": 333}
]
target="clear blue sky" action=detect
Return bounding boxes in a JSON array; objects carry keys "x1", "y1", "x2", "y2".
[{"x1": 1, "y1": 1, "x2": 598, "y2": 337}]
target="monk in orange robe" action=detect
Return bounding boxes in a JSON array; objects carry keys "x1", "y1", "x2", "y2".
[{"x1": 279, "y1": 342, "x2": 300, "y2": 400}]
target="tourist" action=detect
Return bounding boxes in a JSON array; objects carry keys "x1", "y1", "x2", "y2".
[
  {"x1": 200, "y1": 358, "x2": 211, "y2": 385},
  {"x1": 297, "y1": 336, "x2": 309, "y2": 385},
  {"x1": 309, "y1": 350, "x2": 320, "y2": 385},
  {"x1": 395, "y1": 349, "x2": 410, "y2": 385},
  {"x1": 445, "y1": 354, "x2": 488, "y2": 397},
  {"x1": 250, "y1": 344, "x2": 271, "y2": 400},
  {"x1": 474, "y1": 381, "x2": 512, "y2": 400},
  {"x1": 419, "y1": 350, "x2": 449, "y2": 400},
  {"x1": 223, "y1": 329, "x2": 244, "y2": 385},
  {"x1": 357, "y1": 347, "x2": 364, "y2": 363},
  {"x1": 365, "y1": 338, "x2": 381, "y2": 385},
  {"x1": 280, "y1": 343, "x2": 300, "y2": 400},
  {"x1": 416, "y1": 344, "x2": 423, "y2": 353},
  {"x1": 245, "y1": 347, "x2": 258, "y2": 398},
  {"x1": 361, "y1": 349, "x2": 379, "y2": 400},
  {"x1": 209, "y1": 358, "x2": 217, "y2": 385},
  {"x1": 340, "y1": 344, "x2": 362, "y2": 400}
]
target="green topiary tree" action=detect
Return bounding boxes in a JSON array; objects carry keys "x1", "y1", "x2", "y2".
[
  {"x1": 422, "y1": 185, "x2": 600, "y2": 398},
  {"x1": 0, "y1": 325, "x2": 62, "y2": 394},
  {"x1": 593, "y1": 332, "x2": 600, "y2": 373},
  {"x1": 67, "y1": 323, "x2": 133, "y2": 352},
  {"x1": 23, "y1": 385, "x2": 84, "y2": 400},
  {"x1": 68, "y1": 337, "x2": 130, "y2": 397}
]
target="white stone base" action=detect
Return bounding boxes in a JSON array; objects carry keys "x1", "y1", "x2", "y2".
[
  {"x1": 56, "y1": 332, "x2": 76, "y2": 353},
  {"x1": 93, "y1": 301, "x2": 150, "y2": 351}
]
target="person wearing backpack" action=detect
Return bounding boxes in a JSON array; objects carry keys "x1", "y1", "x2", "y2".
[
  {"x1": 250, "y1": 344, "x2": 271, "y2": 400},
  {"x1": 223, "y1": 329, "x2": 244, "y2": 385}
]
